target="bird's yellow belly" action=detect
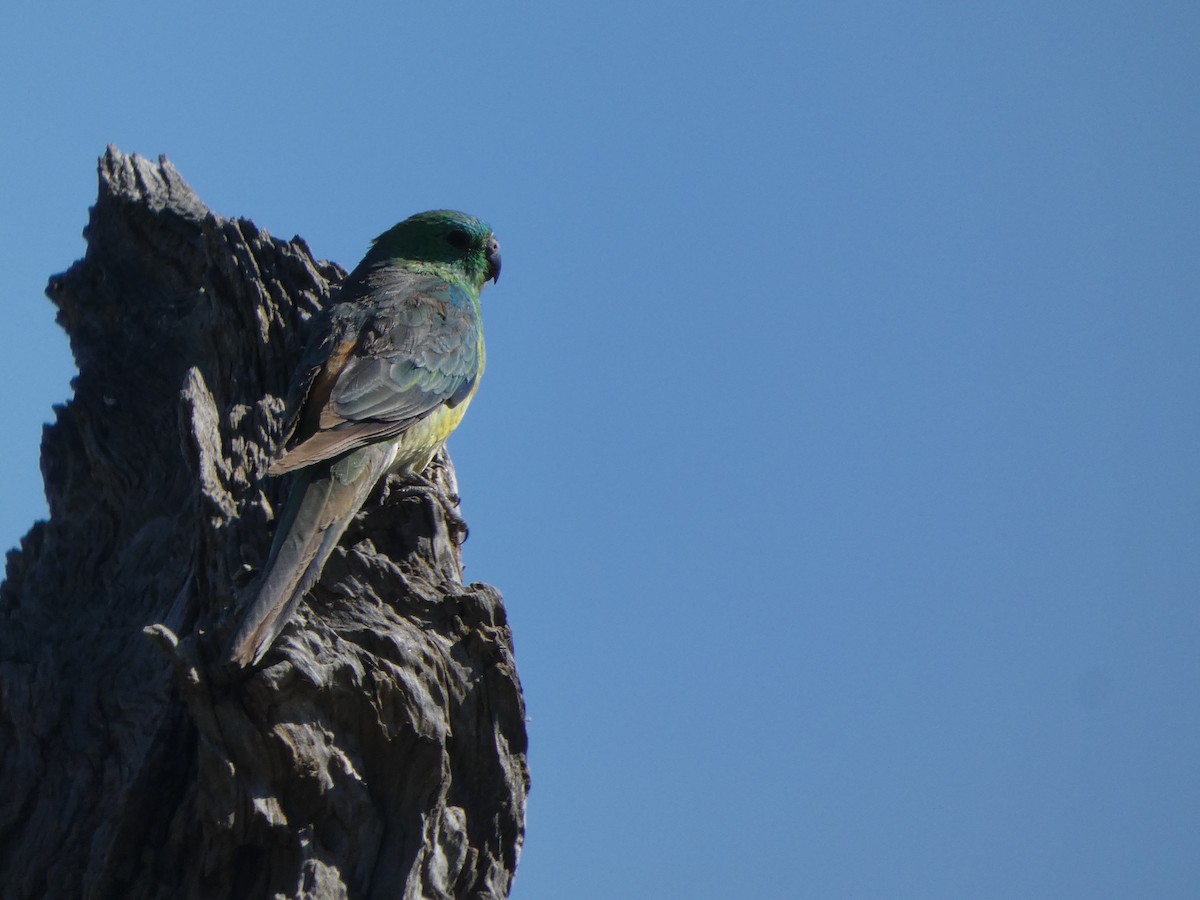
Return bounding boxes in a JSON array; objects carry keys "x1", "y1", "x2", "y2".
[
  {"x1": 391, "y1": 332, "x2": 483, "y2": 475},
  {"x1": 389, "y1": 396, "x2": 475, "y2": 475}
]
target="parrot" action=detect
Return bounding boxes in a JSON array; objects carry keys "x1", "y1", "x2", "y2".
[{"x1": 226, "y1": 209, "x2": 500, "y2": 667}]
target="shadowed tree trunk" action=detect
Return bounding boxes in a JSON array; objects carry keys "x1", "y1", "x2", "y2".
[{"x1": 0, "y1": 148, "x2": 528, "y2": 900}]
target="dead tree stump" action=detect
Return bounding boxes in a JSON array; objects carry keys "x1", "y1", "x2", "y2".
[{"x1": 0, "y1": 148, "x2": 528, "y2": 900}]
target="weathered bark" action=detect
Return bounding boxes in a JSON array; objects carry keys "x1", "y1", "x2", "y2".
[{"x1": 0, "y1": 148, "x2": 528, "y2": 900}]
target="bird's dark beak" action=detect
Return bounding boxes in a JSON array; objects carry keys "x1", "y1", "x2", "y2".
[{"x1": 486, "y1": 236, "x2": 502, "y2": 284}]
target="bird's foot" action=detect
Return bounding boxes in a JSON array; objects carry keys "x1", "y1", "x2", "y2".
[{"x1": 382, "y1": 473, "x2": 469, "y2": 545}]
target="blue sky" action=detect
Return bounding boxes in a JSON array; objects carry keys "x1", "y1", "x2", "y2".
[{"x1": 2, "y1": 2, "x2": 1198, "y2": 897}]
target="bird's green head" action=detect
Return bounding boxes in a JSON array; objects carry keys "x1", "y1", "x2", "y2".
[{"x1": 364, "y1": 209, "x2": 501, "y2": 290}]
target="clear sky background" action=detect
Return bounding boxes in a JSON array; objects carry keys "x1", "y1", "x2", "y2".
[{"x1": 2, "y1": 2, "x2": 1197, "y2": 897}]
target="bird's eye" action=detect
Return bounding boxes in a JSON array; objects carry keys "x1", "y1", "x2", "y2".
[{"x1": 445, "y1": 228, "x2": 472, "y2": 250}]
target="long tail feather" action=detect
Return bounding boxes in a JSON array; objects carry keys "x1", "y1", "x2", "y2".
[{"x1": 227, "y1": 443, "x2": 396, "y2": 666}]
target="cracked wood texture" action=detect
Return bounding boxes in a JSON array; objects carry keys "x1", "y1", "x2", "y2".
[{"x1": 0, "y1": 148, "x2": 528, "y2": 900}]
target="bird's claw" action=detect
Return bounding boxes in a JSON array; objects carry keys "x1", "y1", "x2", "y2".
[{"x1": 383, "y1": 473, "x2": 469, "y2": 545}]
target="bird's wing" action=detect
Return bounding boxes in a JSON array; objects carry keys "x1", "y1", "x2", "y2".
[{"x1": 269, "y1": 274, "x2": 481, "y2": 474}]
